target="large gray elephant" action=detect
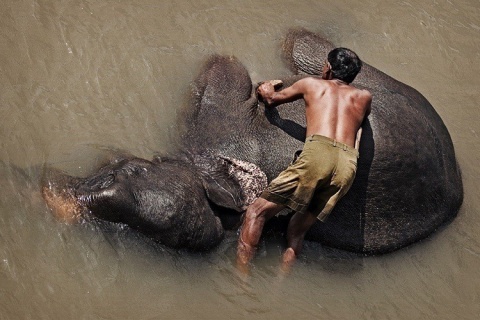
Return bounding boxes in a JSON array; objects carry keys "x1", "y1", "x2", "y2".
[{"x1": 42, "y1": 29, "x2": 463, "y2": 254}]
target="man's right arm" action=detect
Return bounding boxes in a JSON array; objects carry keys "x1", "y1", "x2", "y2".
[{"x1": 257, "y1": 78, "x2": 307, "y2": 107}]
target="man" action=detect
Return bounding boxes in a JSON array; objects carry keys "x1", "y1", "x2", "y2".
[{"x1": 237, "y1": 47, "x2": 372, "y2": 269}]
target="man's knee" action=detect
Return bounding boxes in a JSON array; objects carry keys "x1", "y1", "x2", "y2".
[
  {"x1": 245, "y1": 201, "x2": 266, "y2": 222},
  {"x1": 245, "y1": 197, "x2": 282, "y2": 221}
]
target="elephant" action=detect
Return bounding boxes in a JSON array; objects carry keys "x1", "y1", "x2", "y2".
[{"x1": 42, "y1": 29, "x2": 463, "y2": 254}]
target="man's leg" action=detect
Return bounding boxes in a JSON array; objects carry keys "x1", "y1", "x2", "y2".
[
  {"x1": 237, "y1": 197, "x2": 285, "y2": 266},
  {"x1": 282, "y1": 210, "x2": 318, "y2": 264}
]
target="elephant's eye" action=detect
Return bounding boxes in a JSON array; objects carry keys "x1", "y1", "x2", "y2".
[
  {"x1": 121, "y1": 164, "x2": 141, "y2": 176},
  {"x1": 99, "y1": 174, "x2": 115, "y2": 189}
]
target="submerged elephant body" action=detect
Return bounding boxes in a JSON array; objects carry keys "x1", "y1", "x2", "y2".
[{"x1": 42, "y1": 29, "x2": 463, "y2": 254}]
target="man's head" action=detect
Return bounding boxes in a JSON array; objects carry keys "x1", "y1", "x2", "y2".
[{"x1": 323, "y1": 48, "x2": 362, "y2": 84}]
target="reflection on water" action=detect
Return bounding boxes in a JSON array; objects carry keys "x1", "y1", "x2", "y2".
[{"x1": 1, "y1": 0, "x2": 479, "y2": 319}]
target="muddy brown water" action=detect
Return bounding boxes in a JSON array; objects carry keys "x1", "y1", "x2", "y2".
[{"x1": 1, "y1": 0, "x2": 479, "y2": 319}]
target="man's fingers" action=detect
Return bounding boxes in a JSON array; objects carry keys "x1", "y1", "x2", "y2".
[
  {"x1": 268, "y1": 80, "x2": 283, "y2": 88},
  {"x1": 257, "y1": 80, "x2": 283, "y2": 89}
]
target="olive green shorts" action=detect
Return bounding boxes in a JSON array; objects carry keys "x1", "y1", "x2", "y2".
[{"x1": 260, "y1": 135, "x2": 359, "y2": 221}]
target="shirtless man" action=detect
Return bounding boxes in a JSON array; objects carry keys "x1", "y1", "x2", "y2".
[{"x1": 237, "y1": 47, "x2": 372, "y2": 269}]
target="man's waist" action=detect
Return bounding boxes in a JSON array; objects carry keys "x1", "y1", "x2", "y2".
[{"x1": 305, "y1": 134, "x2": 359, "y2": 158}]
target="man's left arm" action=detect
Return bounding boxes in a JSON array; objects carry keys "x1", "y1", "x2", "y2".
[
  {"x1": 355, "y1": 91, "x2": 373, "y2": 150},
  {"x1": 355, "y1": 127, "x2": 363, "y2": 150}
]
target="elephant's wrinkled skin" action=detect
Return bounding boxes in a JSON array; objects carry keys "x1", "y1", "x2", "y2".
[{"x1": 42, "y1": 29, "x2": 463, "y2": 254}]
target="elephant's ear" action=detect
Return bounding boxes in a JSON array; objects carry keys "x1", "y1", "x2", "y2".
[{"x1": 194, "y1": 155, "x2": 267, "y2": 212}]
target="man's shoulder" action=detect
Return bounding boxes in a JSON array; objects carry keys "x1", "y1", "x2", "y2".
[
  {"x1": 298, "y1": 76, "x2": 328, "y2": 90},
  {"x1": 352, "y1": 86, "x2": 372, "y2": 100},
  {"x1": 361, "y1": 89, "x2": 373, "y2": 102},
  {"x1": 298, "y1": 76, "x2": 323, "y2": 84},
  {"x1": 354, "y1": 88, "x2": 372, "y2": 114}
]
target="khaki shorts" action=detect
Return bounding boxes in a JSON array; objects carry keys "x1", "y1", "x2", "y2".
[{"x1": 260, "y1": 135, "x2": 358, "y2": 221}]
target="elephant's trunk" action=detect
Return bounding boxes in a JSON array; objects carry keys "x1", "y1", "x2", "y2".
[{"x1": 41, "y1": 169, "x2": 87, "y2": 224}]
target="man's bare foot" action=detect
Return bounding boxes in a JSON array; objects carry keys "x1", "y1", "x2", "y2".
[
  {"x1": 280, "y1": 248, "x2": 296, "y2": 275},
  {"x1": 42, "y1": 186, "x2": 83, "y2": 224}
]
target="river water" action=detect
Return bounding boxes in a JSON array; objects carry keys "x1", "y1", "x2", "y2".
[{"x1": 1, "y1": 0, "x2": 479, "y2": 319}]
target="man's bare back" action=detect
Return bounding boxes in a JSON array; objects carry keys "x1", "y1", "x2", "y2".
[{"x1": 257, "y1": 76, "x2": 371, "y2": 149}]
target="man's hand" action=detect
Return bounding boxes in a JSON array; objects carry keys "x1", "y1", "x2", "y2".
[
  {"x1": 257, "y1": 82, "x2": 274, "y2": 99},
  {"x1": 257, "y1": 80, "x2": 283, "y2": 105}
]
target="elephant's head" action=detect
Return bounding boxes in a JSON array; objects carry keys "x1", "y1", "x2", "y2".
[{"x1": 42, "y1": 154, "x2": 266, "y2": 251}]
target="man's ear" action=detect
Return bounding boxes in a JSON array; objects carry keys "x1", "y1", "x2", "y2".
[
  {"x1": 323, "y1": 61, "x2": 333, "y2": 80},
  {"x1": 194, "y1": 155, "x2": 267, "y2": 212}
]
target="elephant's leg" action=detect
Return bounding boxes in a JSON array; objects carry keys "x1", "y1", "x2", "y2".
[
  {"x1": 283, "y1": 28, "x2": 334, "y2": 75},
  {"x1": 184, "y1": 55, "x2": 260, "y2": 153}
]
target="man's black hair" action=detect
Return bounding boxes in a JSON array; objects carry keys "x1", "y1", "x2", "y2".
[{"x1": 327, "y1": 48, "x2": 363, "y2": 84}]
